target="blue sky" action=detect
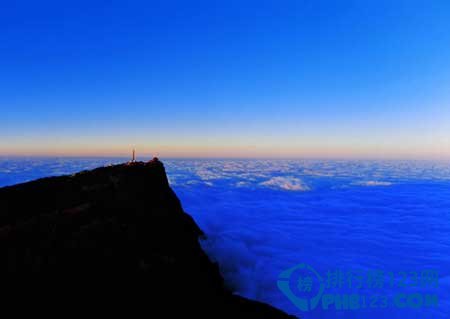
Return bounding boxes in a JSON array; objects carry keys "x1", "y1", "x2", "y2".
[{"x1": 1, "y1": 0, "x2": 450, "y2": 158}]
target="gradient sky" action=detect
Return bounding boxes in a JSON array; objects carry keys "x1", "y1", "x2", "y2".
[{"x1": 1, "y1": 0, "x2": 450, "y2": 158}]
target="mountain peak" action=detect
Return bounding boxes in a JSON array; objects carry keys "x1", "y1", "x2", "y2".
[{"x1": 0, "y1": 160, "x2": 295, "y2": 318}]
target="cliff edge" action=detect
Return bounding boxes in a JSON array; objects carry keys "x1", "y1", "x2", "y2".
[{"x1": 0, "y1": 159, "x2": 295, "y2": 318}]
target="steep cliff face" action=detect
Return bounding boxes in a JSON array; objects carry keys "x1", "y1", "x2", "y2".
[{"x1": 0, "y1": 159, "x2": 295, "y2": 318}]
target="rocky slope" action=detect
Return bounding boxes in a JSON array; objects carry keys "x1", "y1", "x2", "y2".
[{"x1": 0, "y1": 158, "x2": 295, "y2": 318}]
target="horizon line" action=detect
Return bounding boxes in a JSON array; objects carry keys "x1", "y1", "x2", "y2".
[{"x1": 0, "y1": 153, "x2": 449, "y2": 162}]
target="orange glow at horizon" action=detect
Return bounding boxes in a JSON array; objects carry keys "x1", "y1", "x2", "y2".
[{"x1": 1, "y1": 143, "x2": 449, "y2": 160}]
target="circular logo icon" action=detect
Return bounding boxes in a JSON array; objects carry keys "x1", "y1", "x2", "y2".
[{"x1": 277, "y1": 263, "x2": 324, "y2": 311}]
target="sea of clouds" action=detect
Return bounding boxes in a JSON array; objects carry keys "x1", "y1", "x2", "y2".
[{"x1": 0, "y1": 157, "x2": 449, "y2": 318}]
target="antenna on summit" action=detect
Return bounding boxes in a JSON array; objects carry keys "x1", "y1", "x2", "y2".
[{"x1": 132, "y1": 149, "x2": 136, "y2": 162}]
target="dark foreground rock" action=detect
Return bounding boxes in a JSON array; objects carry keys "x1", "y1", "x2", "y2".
[{"x1": 0, "y1": 159, "x2": 295, "y2": 318}]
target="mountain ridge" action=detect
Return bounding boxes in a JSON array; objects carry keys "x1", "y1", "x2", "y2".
[{"x1": 0, "y1": 158, "x2": 295, "y2": 318}]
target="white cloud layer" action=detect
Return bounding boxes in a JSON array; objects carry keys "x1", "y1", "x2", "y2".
[
  {"x1": 355, "y1": 180, "x2": 393, "y2": 187},
  {"x1": 260, "y1": 176, "x2": 310, "y2": 191}
]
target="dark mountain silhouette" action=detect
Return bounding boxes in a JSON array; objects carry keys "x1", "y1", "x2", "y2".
[{"x1": 0, "y1": 158, "x2": 295, "y2": 318}]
